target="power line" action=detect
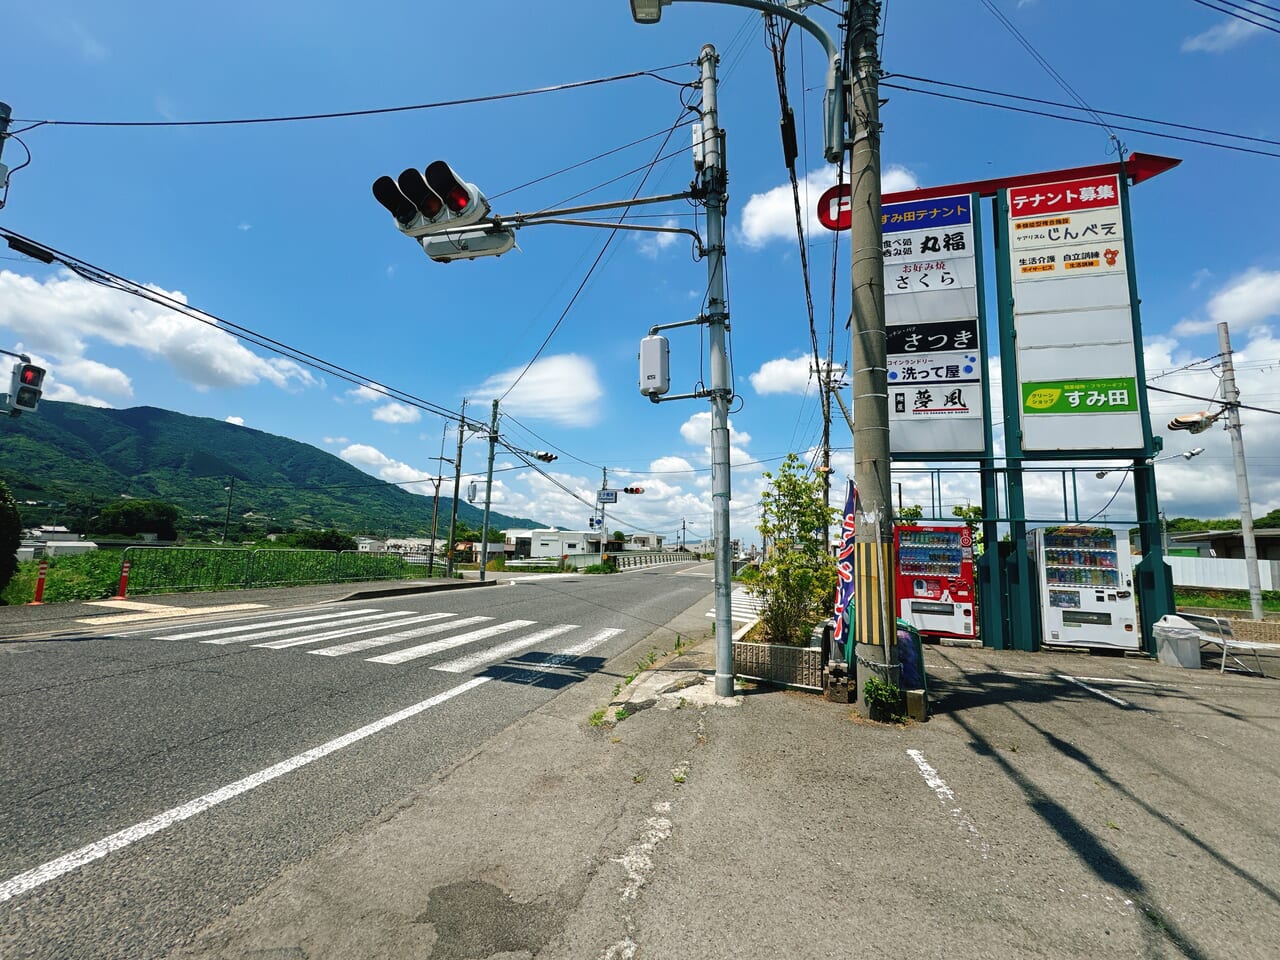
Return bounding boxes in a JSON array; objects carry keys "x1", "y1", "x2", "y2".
[
  {"x1": 0, "y1": 226, "x2": 486, "y2": 430},
  {"x1": 1146, "y1": 382, "x2": 1280, "y2": 416},
  {"x1": 6, "y1": 66, "x2": 692, "y2": 132},
  {"x1": 976, "y1": 0, "x2": 1119, "y2": 141},
  {"x1": 1191, "y1": 0, "x2": 1280, "y2": 33},
  {"x1": 885, "y1": 73, "x2": 1280, "y2": 150},
  {"x1": 880, "y1": 82, "x2": 1280, "y2": 160},
  {"x1": 497, "y1": 102, "x2": 691, "y2": 403}
]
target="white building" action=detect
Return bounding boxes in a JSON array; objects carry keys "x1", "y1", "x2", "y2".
[{"x1": 528, "y1": 529, "x2": 602, "y2": 559}]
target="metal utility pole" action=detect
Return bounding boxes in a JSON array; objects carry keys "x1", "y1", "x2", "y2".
[
  {"x1": 697, "y1": 44, "x2": 735, "y2": 699},
  {"x1": 445, "y1": 398, "x2": 467, "y2": 578},
  {"x1": 221, "y1": 477, "x2": 235, "y2": 544},
  {"x1": 1218, "y1": 321, "x2": 1264, "y2": 620},
  {"x1": 427, "y1": 423, "x2": 450, "y2": 577},
  {"x1": 478, "y1": 399, "x2": 500, "y2": 582},
  {"x1": 845, "y1": 1, "x2": 897, "y2": 703}
]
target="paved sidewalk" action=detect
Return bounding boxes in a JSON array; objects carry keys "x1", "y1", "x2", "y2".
[{"x1": 165, "y1": 601, "x2": 1280, "y2": 960}]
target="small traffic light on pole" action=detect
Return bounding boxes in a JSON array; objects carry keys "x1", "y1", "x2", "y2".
[
  {"x1": 622, "y1": 486, "x2": 645, "y2": 495},
  {"x1": 372, "y1": 160, "x2": 515, "y2": 263},
  {"x1": 4, "y1": 361, "x2": 45, "y2": 416}
]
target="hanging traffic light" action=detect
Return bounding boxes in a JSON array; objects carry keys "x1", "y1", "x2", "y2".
[
  {"x1": 371, "y1": 160, "x2": 490, "y2": 238},
  {"x1": 372, "y1": 160, "x2": 516, "y2": 262},
  {"x1": 622, "y1": 486, "x2": 645, "y2": 495},
  {"x1": 5, "y1": 361, "x2": 45, "y2": 416}
]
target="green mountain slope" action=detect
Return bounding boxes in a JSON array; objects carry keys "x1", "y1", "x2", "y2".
[{"x1": 0, "y1": 402, "x2": 544, "y2": 538}]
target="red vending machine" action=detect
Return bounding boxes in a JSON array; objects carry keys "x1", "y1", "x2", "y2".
[{"x1": 894, "y1": 523, "x2": 978, "y2": 641}]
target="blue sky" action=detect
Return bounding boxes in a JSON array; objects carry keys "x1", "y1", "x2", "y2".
[{"x1": 2, "y1": 0, "x2": 1278, "y2": 546}]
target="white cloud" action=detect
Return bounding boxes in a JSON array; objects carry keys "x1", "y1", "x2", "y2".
[
  {"x1": 472, "y1": 354, "x2": 604, "y2": 427},
  {"x1": 1182, "y1": 18, "x2": 1264, "y2": 53},
  {"x1": 739, "y1": 165, "x2": 920, "y2": 248},
  {"x1": 1175, "y1": 268, "x2": 1280, "y2": 336},
  {"x1": 750, "y1": 356, "x2": 815, "y2": 395},
  {"x1": 0, "y1": 270, "x2": 317, "y2": 392},
  {"x1": 338, "y1": 443, "x2": 433, "y2": 489},
  {"x1": 225, "y1": 416, "x2": 245, "y2": 426},
  {"x1": 679, "y1": 410, "x2": 751, "y2": 448},
  {"x1": 346, "y1": 382, "x2": 420, "y2": 424},
  {"x1": 650, "y1": 455, "x2": 696, "y2": 474},
  {"x1": 55, "y1": 356, "x2": 134, "y2": 399},
  {"x1": 372, "y1": 402, "x2": 422, "y2": 424},
  {"x1": 323, "y1": 436, "x2": 348, "y2": 445},
  {"x1": 237, "y1": 222, "x2": 252, "y2": 232},
  {"x1": 636, "y1": 218, "x2": 682, "y2": 258},
  {"x1": 42, "y1": 382, "x2": 112, "y2": 407}
]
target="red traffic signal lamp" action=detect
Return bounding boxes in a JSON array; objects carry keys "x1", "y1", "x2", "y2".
[
  {"x1": 372, "y1": 160, "x2": 489, "y2": 238},
  {"x1": 7, "y1": 361, "x2": 45, "y2": 415},
  {"x1": 622, "y1": 486, "x2": 645, "y2": 495}
]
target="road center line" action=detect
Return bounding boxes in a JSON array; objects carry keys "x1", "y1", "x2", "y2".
[{"x1": 0, "y1": 676, "x2": 489, "y2": 904}]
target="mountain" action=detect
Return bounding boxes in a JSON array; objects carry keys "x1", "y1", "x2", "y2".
[{"x1": 0, "y1": 401, "x2": 544, "y2": 538}]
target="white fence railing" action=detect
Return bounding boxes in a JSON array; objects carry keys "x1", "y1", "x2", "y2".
[{"x1": 1168, "y1": 556, "x2": 1278, "y2": 591}]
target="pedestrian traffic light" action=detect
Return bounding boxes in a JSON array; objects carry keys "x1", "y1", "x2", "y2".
[
  {"x1": 6, "y1": 361, "x2": 45, "y2": 416},
  {"x1": 372, "y1": 160, "x2": 491, "y2": 238},
  {"x1": 622, "y1": 486, "x2": 645, "y2": 495}
]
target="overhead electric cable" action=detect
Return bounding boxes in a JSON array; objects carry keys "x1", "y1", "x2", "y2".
[
  {"x1": 880, "y1": 82, "x2": 1280, "y2": 159},
  {"x1": 1146, "y1": 383, "x2": 1280, "y2": 416},
  {"x1": 7, "y1": 66, "x2": 692, "y2": 130},
  {"x1": 886, "y1": 73, "x2": 1280, "y2": 149},
  {"x1": 0, "y1": 226, "x2": 485, "y2": 429},
  {"x1": 1191, "y1": 0, "x2": 1280, "y2": 32},
  {"x1": 976, "y1": 0, "x2": 1119, "y2": 140},
  {"x1": 498, "y1": 103, "x2": 690, "y2": 402}
]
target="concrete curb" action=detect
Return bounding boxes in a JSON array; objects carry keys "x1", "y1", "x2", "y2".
[{"x1": 335, "y1": 578, "x2": 497, "y2": 602}]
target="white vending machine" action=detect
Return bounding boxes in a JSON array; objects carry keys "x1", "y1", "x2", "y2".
[{"x1": 1030, "y1": 525, "x2": 1139, "y2": 651}]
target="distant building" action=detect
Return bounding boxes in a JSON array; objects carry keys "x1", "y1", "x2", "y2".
[
  {"x1": 528, "y1": 529, "x2": 602, "y2": 559},
  {"x1": 623, "y1": 533, "x2": 665, "y2": 551},
  {"x1": 1169, "y1": 529, "x2": 1280, "y2": 562},
  {"x1": 353, "y1": 537, "x2": 387, "y2": 553}
]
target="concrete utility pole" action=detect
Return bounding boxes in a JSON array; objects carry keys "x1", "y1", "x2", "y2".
[
  {"x1": 445, "y1": 398, "x2": 467, "y2": 578},
  {"x1": 427, "y1": 423, "x2": 450, "y2": 577},
  {"x1": 1218, "y1": 321, "x2": 1264, "y2": 620},
  {"x1": 845, "y1": 0, "x2": 898, "y2": 707},
  {"x1": 478, "y1": 399, "x2": 500, "y2": 582},
  {"x1": 698, "y1": 44, "x2": 735, "y2": 699}
]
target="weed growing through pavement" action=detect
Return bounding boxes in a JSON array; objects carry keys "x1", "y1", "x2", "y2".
[{"x1": 589, "y1": 709, "x2": 607, "y2": 727}]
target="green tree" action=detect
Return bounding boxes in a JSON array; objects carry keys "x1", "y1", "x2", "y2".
[
  {"x1": 94, "y1": 499, "x2": 179, "y2": 541},
  {"x1": 283, "y1": 528, "x2": 358, "y2": 552},
  {"x1": 0, "y1": 480, "x2": 22, "y2": 599},
  {"x1": 751, "y1": 454, "x2": 838, "y2": 645},
  {"x1": 898, "y1": 504, "x2": 924, "y2": 522}
]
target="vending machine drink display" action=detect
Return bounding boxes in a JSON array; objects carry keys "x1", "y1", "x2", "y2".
[
  {"x1": 1030, "y1": 525, "x2": 1138, "y2": 650},
  {"x1": 894, "y1": 524, "x2": 977, "y2": 640}
]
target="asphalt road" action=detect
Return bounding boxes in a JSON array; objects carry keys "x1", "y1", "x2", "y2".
[{"x1": 0, "y1": 563, "x2": 714, "y2": 960}]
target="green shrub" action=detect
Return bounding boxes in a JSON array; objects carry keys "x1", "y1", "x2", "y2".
[{"x1": 2, "y1": 551, "x2": 122, "y2": 605}]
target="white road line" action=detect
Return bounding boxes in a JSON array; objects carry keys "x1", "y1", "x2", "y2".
[
  {"x1": 508, "y1": 627, "x2": 626, "y2": 675},
  {"x1": 200, "y1": 611, "x2": 414, "y2": 650},
  {"x1": 1059, "y1": 674, "x2": 1133, "y2": 708},
  {"x1": 432, "y1": 624, "x2": 581, "y2": 674},
  {"x1": 1002, "y1": 669, "x2": 1157, "y2": 688},
  {"x1": 906, "y1": 749, "x2": 988, "y2": 859},
  {"x1": 77, "y1": 602, "x2": 269, "y2": 627},
  {"x1": 310, "y1": 615, "x2": 491, "y2": 657},
  {"x1": 156, "y1": 608, "x2": 383, "y2": 642},
  {"x1": 253, "y1": 612, "x2": 452, "y2": 650},
  {"x1": 366, "y1": 620, "x2": 536, "y2": 666},
  {"x1": 0, "y1": 677, "x2": 489, "y2": 905}
]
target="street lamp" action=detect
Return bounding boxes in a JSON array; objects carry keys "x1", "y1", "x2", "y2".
[
  {"x1": 1095, "y1": 448, "x2": 1204, "y2": 479},
  {"x1": 628, "y1": 0, "x2": 845, "y2": 162}
]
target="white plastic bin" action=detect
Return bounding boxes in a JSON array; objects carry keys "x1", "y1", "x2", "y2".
[{"x1": 1153, "y1": 615, "x2": 1202, "y2": 670}]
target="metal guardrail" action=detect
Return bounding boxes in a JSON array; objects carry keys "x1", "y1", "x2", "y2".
[{"x1": 118, "y1": 547, "x2": 444, "y2": 596}]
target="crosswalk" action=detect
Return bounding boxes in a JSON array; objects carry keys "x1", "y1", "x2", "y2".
[
  {"x1": 706, "y1": 588, "x2": 766, "y2": 624},
  {"x1": 145, "y1": 606, "x2": 627, "y2": 676}
]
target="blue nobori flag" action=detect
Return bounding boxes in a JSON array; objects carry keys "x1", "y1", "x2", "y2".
[{"x1": 832, "y1": 480, "x2": 858, "y2": 659}]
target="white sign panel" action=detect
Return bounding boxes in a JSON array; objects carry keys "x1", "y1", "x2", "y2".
[
  {"x1": 1008, "y1": 174, "x2": 1143, "y2": 452},
  {"x1": 883, "y1": 194, "x2": 987, "y2": 456}
]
